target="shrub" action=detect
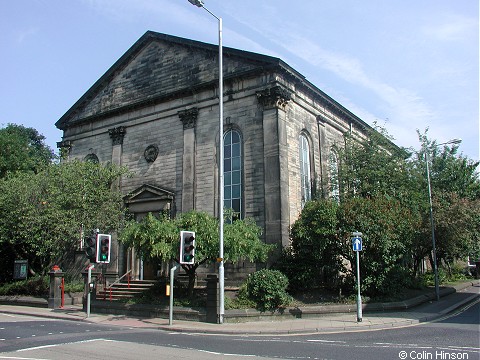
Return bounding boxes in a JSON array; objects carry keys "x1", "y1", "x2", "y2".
[
  {"x1": 0, "y1": 276, "x2": 48, "y2": 296},
  {"x1": 63, "y1": 280, "x2": 84, "y2": 293},
  {"x1": 243, "y1": 269, "x2": 292, "y2": 312}
]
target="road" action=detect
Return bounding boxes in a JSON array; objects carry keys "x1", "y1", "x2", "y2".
[{"x1": 1, "y1": 300, "x2": 478, "y2": 360}]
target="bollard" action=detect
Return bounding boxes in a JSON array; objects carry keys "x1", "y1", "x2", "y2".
[
  {"x1": 48, "y1": 265, "x2": 65, "y2": 309},
  {"x1": 206, "y1": 274, "x2": 219, "y2": 323}
]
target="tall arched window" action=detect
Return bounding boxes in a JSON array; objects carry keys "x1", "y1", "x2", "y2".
[
  {"x1": 329, "y1": 151, "x2": 340, "y2": 203},
  {"x1": 299, "y1": 133, "x2": 311, "y2": 207},
  {"x1": 224, "y1": 130, "x2": 242, "y2": 219}
]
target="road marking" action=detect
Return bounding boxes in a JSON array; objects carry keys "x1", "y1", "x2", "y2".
[
  {"x1": 307, "y1": 340, "x2": 346, "y2": 343},
  {"x1": 0, "y1": 357, "x2": 51, "y2": 360},
  {"x1": 198, "y1": 349, "x2": 257, "y2": 357},
  {"x1": 15, "y1": 339, "x2": 112, "y2": 353}
]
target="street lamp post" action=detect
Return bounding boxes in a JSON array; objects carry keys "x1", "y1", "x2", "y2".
[
  {"x1": 424, "y1": 138, "x2": 461, "y2": 301},
  {"x1": 187, "y1": 0, "x2": 225, "y2": 324}
]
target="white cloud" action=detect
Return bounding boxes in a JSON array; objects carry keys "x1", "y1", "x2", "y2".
[
  {"x1": 422, "y1": 14, "x2": 478, "y2": 42},
  {"x1": 15, "y1": 27, "x2": 39, "y2": 44}
]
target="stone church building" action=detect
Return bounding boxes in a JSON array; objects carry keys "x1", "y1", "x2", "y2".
[{"x1": 56, "y1": 31, "x2": 372, "y2": 282}]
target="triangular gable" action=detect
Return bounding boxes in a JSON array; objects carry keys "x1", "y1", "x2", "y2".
[
  {"x1": 55, "y1": 31, "x2": 286, "y2": 130},
  {"x1": 124, "y1": 184, "x2": 175, "y2": 205}
]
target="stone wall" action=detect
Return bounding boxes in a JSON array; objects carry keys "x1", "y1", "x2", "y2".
[{"x1": 58, "y1": 31, "x2": 373, "y2": 281}]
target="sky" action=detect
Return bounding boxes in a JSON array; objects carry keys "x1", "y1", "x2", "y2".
[{"x1": 1, "y1": 0, "x2": 478, "y2": 161}]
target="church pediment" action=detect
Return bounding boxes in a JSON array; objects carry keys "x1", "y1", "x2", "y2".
[
  {"x1": 56, "y1": 31, "x2": 284, "y2": 130},
  {"x1": 124, "y1": 184, "x2": 174, "y2": 205}
]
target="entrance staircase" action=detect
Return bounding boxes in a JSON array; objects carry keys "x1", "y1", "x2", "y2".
[{"x1": 97, "y1": 279, "x2": 156, "y2": 301}]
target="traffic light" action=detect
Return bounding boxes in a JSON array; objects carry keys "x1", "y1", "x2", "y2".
[
  {"x1": 96, "y1": 234, "x2": 111, "y2": 264},
  {"x1": 179, "y1": 231, "x2": 195, "y2": 264},
  {"x1": 84, "y1": 235, "x2": 97, "y2": 263}
]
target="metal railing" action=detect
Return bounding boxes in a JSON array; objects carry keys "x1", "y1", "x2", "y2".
[{"x1": 104, "y1": 270, "x2": 132, "y2": 301}]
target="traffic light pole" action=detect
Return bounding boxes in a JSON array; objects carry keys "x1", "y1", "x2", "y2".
[{"x1": 86, "y1": 264, "x2": 95, "y2": 318}]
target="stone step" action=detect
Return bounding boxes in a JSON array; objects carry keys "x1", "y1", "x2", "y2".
[{"x1": 97, "y1": 279, "x2": 156, "y2": 301}]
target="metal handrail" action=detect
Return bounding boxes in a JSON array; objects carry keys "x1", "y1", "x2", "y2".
[{"x1": 104, "y1": 269, "x2": 132, "y2": 301}]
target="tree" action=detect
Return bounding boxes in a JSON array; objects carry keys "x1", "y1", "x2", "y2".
[
  {"x1": 0, "y1": 160, "x2": 128, "y2": 280},
  {"x1": 119, "y1": 210, "x2": 274, "y2": 296},
  {"x1": 415, "y1": 129, "x2": 480, "y2": 200},
  {"x1": 430, "y1": 192, "x2": 480, "y2": 272},
  {"x1": 0, "y1": 124, "x2": 55, "y2": 178},
  {"x1": 277, "y1": 200, "x2": 342, "y2": 291},
  {"x1": 336, "y1": 123, "x2": 412, "y2": 202},
  {"x1": 282, "y1": 197, "x2": 419, "y2": 297},
  {"x1": 338, "y1": 196, "x2": 419, "y2": 296},
  {"x1": 409, "y1": 129, "x2": 480, "y2": 271}
]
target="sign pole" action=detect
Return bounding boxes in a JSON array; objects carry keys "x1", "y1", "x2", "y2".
[
  {"x1": 352, "y1": 231, "x2": 363, "y2": 323},
  {"x1": 356, "y1": 250, "x2": 362, "y2": 322}
]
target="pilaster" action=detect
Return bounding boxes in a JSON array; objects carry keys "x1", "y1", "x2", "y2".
[
  {"x1": 257, "y1": 86, "x2": 291, "y2": 250},
  {"x1": 178, "y1": 108, "x2": 198, "y2": 212}
]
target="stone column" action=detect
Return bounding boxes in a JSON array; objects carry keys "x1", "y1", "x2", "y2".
[
  {"x1": 256, "y1": 86, "x2": 291, "y2": 250},
  {"x1": 178, "y1": 108, "x2": 198, "y2": 212}
]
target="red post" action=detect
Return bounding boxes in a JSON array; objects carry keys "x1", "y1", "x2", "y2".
[
  {"x1": 60, "y1": 277, "x2": 65, "y2": 308},
  {"x1": 127, "y1": 273, "x2": 131, "y2": 289}
]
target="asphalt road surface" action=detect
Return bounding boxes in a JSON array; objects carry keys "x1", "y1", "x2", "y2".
[{"x1": 1, "y1": 299, "x2": 478, "y2": 360}]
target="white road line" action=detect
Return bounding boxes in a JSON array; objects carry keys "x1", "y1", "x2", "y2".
[
  {"x1": 307, "y1": 340, "x2": 346, "y2": 343},
  {"x1": 0, "y1": 356, "x2": 51, "y2": 360},
  {"x1": 198, "y1": 349, "x2": 257, "y2": 357}
]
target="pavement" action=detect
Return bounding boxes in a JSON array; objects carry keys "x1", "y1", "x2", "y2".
[{"x1": 0, "y1": 281, "x2": 478, "y2": 335}]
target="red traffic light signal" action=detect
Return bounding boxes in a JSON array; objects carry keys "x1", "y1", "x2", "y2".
[
  {"x1": 180, "y1": 231, "x2": 195, "y2": 264},
  {"x1": 96, "y1": 234, "x2": 111, "y2": 263}
]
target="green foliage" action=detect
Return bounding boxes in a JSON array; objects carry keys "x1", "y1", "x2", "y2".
[
  {"x1": 433, "y1": 192, "x2": 480, "y2": 264},
  {"x1": 409, "y1": 129, "x2": 480, "y2": 269},
  {"x1": 0, "y1": 124, "x2": 55, "y2": 178},
  {"x1": 63, "y1": 280, "x2": 85, "y2": 293},
  {"x1": 119, "y1": 210, "x2": 274, "y2": 296},
  {"x1": 277, "y1": 200, "x2": 342, "y2": 291},
  {"x1": 337, "y1": 123, "x2": 412, "y2": 201},
  {"x1": 339, "y1": 196, "x2": 418, "y2": 296},
  {"x1": 0, "y1": 276, "x2": 48, "y2": 296},
  {"x1": 243, "y1": 269, "x2": 292, "y2": 312},
  {"x1": 282, "y1": 197, "x2": 420, "y2": 297},
  {"x1": 0, "y1": 160, "x2": 128, "y2": 279},
  {"x1": 225, "y1": 286, "x2": 256, "y2": 310}
]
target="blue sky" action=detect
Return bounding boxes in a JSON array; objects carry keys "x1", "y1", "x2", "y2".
[{"x1": 1, "y1": 0, "x2": 478, "y2": 161}]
